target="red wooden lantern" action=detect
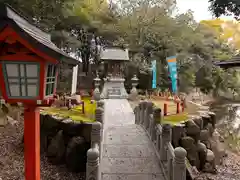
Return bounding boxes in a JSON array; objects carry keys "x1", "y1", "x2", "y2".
[
  {"x1": 0, "y1": 4, "x2": 79, "y2": 180},
  {"x1": 0, "y1": 61, "x2": 59, "y2": 105}
]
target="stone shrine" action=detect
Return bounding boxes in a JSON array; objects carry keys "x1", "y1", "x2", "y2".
[{"x1": 100, "y1": 47, "x2": 129, "y2": 99}]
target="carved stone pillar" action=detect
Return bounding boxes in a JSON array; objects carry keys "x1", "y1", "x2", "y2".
[
  {"x1": 152, "y1": 108, "x2": 161, "y2": 141},
  {"x1": 151, "y1": 108, "x2": 161, "y2": 143},
  {"x1": 149, "y1": 114, "x2": 154, "y2": 139},
  {"x1": 86, "y1": 148, "x2": 100, "y2": 180},
  {"x1": 156, "y1": 124, "x2": 162, "y2": 154},
  {"x1": 154, "y1": 108, "x2": 162, "y2": 124},
  {"x1": 139, "y1": 102, "x2": 144, "y2": 125},
  {"x1": 142, "y1": 100, "x2": 148, "y2": 125},
  {"x1": 91, "y1": 121, "x2": 102, "y2": 163},
  {"x1": 144, "y1": 101, "x2": 154, "y2": 130},
  {"x1": 91, "y1": 122, "x2": 102, "y2": 148},
  {"x1": 95, "y1": 107, "x2": 104, "y2": 124},
  {"x1": 161, "y1": 124, "x2": 172, "y2": 161},
  {"x1": 134, "y1": 105, "x2": 140, "y2": 124},
  {"x1": 173, "y1": 147, "x2": 187, "y2": 180},
  {"x1": 97, "y1": 100, "x2": 104, "y2": 109}
]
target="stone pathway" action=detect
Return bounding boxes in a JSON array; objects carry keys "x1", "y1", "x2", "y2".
[{"x1": 101, "y1": 99, "x2": 164, "y2": 180}]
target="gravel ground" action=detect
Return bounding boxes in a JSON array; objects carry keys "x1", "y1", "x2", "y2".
[
  {"x1": 197, "y1": 150, "x2": 240, "y2": 180},
  {"x1": 0, "y1": 117, "x2": 85, "y2": 180}
]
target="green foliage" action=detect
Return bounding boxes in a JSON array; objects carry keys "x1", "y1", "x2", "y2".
[
  {"x1": 201, "y1": 19, "x2": 240, "y2": 50},
  {"x1": 208, "y1": 0, "x2": 240, "y2": 19},
  {"x1": 3, "y1": 0, "x2": 239, "y2": 96},
  {"x1": 0, "y1": 0, "x2": 75, "y2": 31}
]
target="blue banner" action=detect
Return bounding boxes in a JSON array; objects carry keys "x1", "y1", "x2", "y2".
[
  {"x1": 152, "y1": 60, "x2": 157, "y2": 89},
  {"x1": 166, "y1": 56, "x2": 177, "y2": 93}
]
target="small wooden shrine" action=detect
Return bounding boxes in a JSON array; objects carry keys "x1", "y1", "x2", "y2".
[{"x1": 100, "y1": 46, "x2": 129, "y2": 99}]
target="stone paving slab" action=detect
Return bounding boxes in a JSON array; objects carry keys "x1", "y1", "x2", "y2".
[
  {"x1": 103, "y1": 120, "x2": 134, "y2": 127},
  {"x1": 104, "y1": 131, "x2": 150, "y2": 144},
  {"x1": 102, "y1": 173, "x2": 164, "y2": 180},
  {"x1": 104, "y1": 124, "x2": 145, "y2": 134},
  {"x1": 102, "y1": 144, "x2": 156, "y2": 158},
  {"x1": 101, "y1": 157, "x2": 162, "y2": 174},
  {"x1": 103, "y1": 99, "x2": 135, "y2": 128}
]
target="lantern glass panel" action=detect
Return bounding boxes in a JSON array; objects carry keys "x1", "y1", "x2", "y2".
[
  {"x1": 3, "y1": 62, "x2": 40, "y2": 98},
  {"x1": 6, "y1": 64, "x2": 18, "y2": 76},
  {"x1": 9, "y1": 84, "x2": 20, "y2": 96},
  {"x1": 45, "y1": 64, "x2": 57, "y2": 96},
  {"x1": 27, "y1": 84, "x2": 38, "y2": 97},
  {"x1": 26, "y1": 64, "x2": 38, "y2": 77}
]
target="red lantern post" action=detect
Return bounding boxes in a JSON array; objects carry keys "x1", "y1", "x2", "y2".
[
  {"x1": 0, "y1": 5, "x2": 79, "y2": 180},
  {"x1": 24, "y1": 106, "x2": 40, "y2": 180}
]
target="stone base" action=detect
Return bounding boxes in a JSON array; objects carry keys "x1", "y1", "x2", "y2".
[
  {"x1": 100, "y1": 78, "x2": 128, "y2": 99},
  {"x1": 129, "y1": 87, "x2": 138, "y2": 101},
  {"x1": 27, "y1": 114, "x2": 92, "y2": 172}
]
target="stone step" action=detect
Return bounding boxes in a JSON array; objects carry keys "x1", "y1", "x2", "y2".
[
  {"x1": 102, "y1": 173, "x2": 164, "y2": 180},
  {"x1": 101, "y1": 157, "x2": 162, "y2": 174}
]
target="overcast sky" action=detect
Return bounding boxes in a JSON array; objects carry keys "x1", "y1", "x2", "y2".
[{"x1": 176, "y1": 0, "x2": 234, "y2": 22}]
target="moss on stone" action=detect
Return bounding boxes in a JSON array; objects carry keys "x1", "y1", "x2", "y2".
[
  {"x1": 41, "y1": 97, "x2": 97, "y2": 123},
  {"x1": 162, "y1": 113, "x2": 189, "y2": 126}
]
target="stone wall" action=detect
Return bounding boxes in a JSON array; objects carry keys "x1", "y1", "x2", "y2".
[
  {"x1": 39, "y1": 114, "x2": 92, "y2": 172},
  {"x1": 174, "y1": 111, "x2": 226, "y2": 174}
]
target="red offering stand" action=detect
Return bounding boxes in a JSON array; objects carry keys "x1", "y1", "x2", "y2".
[{"x1": 0, "y1": 4, "x2": 78, "y2": 180}]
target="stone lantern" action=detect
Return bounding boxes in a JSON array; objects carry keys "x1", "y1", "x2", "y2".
[
  {"x1": 131, "y1": 74, "x2": 139, "y2": 87},
  {"x1": 93, "y1": 73, "x2": 101, "y2": 101},
  {"x1": 129, "y1": 75, "x2": 139, "y2": 100}
]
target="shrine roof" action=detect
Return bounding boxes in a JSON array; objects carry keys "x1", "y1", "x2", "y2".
[
  {"x1": 0, "y1": 4, "x2": 79, "y2": 65},
  {"x1": 100, "y1": 47, "x2": 129, "y2": 61},
  {"x1": 214, "y1": 54, "x2": 240, "y2": 68}
]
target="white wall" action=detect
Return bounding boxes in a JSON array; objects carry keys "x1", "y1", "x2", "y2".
[{"x1": 71, "y1": 65, "x2": 78, "y2": 95}]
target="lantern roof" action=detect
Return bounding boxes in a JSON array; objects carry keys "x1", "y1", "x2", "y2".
[
  {"x1": 0, "y1": 4, "x2": 79, "y2": 65},
  {"x1": 100, "y1": 46, "x2": 129, "y2": 61}
]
